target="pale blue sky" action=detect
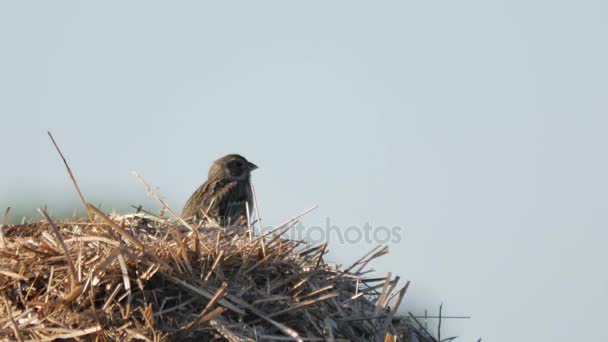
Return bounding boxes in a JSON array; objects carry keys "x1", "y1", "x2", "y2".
[{"x1": 1, "y1": 1, "x2": 607, "y2": 341}]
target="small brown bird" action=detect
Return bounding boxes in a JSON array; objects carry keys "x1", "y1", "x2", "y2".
[{"x1": 182, "y1": 154, "x2": 258, "y2": 227}]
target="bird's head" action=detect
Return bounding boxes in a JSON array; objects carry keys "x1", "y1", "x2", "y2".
[{"x1": 209, "y1": 154, "x2": 258, "y2": 181}]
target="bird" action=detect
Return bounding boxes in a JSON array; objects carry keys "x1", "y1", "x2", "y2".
[{"x1": 181, "y1": 154, "x2": 258, "y2": 228}]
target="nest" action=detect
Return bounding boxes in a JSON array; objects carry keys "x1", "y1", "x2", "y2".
[{"x1": 0, "y1": 206, "x2": 434, "y2": 341}]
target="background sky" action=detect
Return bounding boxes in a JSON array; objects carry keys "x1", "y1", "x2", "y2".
[{"x1": 1, "y1": 1, "x2": 607, "y2": 341}]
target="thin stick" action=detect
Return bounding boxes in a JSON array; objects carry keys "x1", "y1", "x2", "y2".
[
  {"x1": 380, "y1": 282, "x2": 409, "y2": 336},
  {"x1": 2, "y1": 297, "x2": 23, "y2": 342},
  {"x1": 0, "y1": 207, "x2": 10, "y2": 249},
  {"x1": 117, "y1": 246, "x2": 132, "y2": 317},
  {"x1": 88, "y1": 285, "x2": 103, "y2": 340},
  {"x1": 129, "y1": 205, "x2": 166, "y2": 220},
  {"x1": 133, "y1": 174, "x2": 185, "y2": 224},
  {"x1": 47, "y1": 131, "x2": 92, "y2": 221},
  {"x1": 45, "y1": 266, "x2": 54, "y2": 303},
  {"x1": 408, "y1": 312, "x2": 438, "y2": 342},
  {"x1": 133, "y1": 172, "x2": 212, "y2": 254},
  {"x1": 375, "y1": 272, "x2": 392, "y2": 315},
  {"x1": 245, "y1": 202, "x2": 253, "y2": 241},
  {"x1": 38, "y1": 208, "x2": 79, "y2": 289},
  {"x1": 411, "y1": 315, "x2": 470, "y2": 319},
  {"x1": 250, "y1": 183, "x2": 266, "y2": 256},
  {"x1": 132, "y1": 172, "x2": 185, "y2": 226},
  {"x1": 229, "y1": 295, "x2": 303, "y2": 342},
  {"x1": 338, "y1": 245, "x2": 385, "y2": 279},
  {"x1": 314, "y1": 243, "x2": 326, "y2": 270},
  {"x1": 179, "y1": 282, "x2": 228, "y2": 331},
  {"x1": 164, "y1": 275, "x2": 245, "y2": 315},
  {"x1": 249, "y1": 205, "x2": 317, "y2": 247},
  {"x1": 437, "y1": 303, "x2": 443, "y2": 342},
  {"x1": 85, "y1": 203, "x2": 145, "y2": 251}
]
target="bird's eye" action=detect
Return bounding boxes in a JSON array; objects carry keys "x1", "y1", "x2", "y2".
[{"x1": 235, "y1": 161, "x2": 243, "y2": 168}]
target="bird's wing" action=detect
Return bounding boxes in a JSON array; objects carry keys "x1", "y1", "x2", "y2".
[
  {"x1": 181, "y1": 178, "x2": 237, "y2": 219},
  {"x1": 217, "y1": 181, "x2": 252, "y2": 226}
]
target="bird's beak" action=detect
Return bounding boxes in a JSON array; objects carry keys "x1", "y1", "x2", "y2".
[{"x1": 248, "y1": 162, "x2": 258, "y2": 171}]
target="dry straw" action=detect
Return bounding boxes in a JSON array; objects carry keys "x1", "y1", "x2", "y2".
[
  {"x1": 0, "y1": 209, "x2": 440, "y2": 341},
  {"x1": 0, "y1": 133, "x2": 439, "y2": 341}
]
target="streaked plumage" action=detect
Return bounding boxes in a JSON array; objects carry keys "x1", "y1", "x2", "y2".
[{"x1": 182, "y1": 154, "x2": 258, "y2": 228}]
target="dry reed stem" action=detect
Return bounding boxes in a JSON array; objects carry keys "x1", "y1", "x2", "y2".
[
  {"x1": 38, "y1": 208, "x2": 79, "y2": 289},
  {"x1": 0, "y1": 207, "x2": 10, "y2": 249},
  {"x1": 250, "y1": 183, "x2": 267, "y2": 257},
  {"x1": 86, "y1": 203, "x2": 145, "y2": 251},
  {"x1": 2, "y1": 296, "x2": 23, "y2": 342},
  {"x1": 46, "y1": 131, "x2": 93, "y2": 221}
]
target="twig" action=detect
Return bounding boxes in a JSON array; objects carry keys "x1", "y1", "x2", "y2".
[
  {"x1": 41, "y1": 326, "x2": 102, "y2": 341},
  {"x1": 338, "y1": 245, "x2": 386, "y2": 279},
  {"x1": 164, "y1": 275, "x2": 245, "y2": 315},
  {"x1": 375, "y1": 272, "x2": 392, "y2": 315},
  {"x1": 246, "y1": 202, "x2": 253, "y2": 241},
  {"x1": 38, "y1": 208, "x2": 79, "y2": 289},
  {"x1": 246, "y1": 205, "x2": 318, "y2": 249},
  {"x1": 437, "y1": 303, "x2": 443, "y2": 342},
  {"x1": 0, "y1": 207, "x2": 10, "y2": 249},
  {"x1": 129, "y1": 205, "x2": 166, "y2": 220},
  {"x1": 133, "y1": 172, "x2": 211, "y2": 253},
  {"x1": 85, "y1": 203, "x2": 145, "y2": 251},
  {"x1": 117, "y1": 244, "x2": 132, "y2": 317},
  {"x1": 2, "y1": 297, "x2": 23, "y2": 342},
  {"x1": 132, "y1": 172, "x2": 189, "y2": 229},
  {"x1": 179, "y1": 283, "x2": 228, "y2": 331},
  {"x1": 267, "y1": 293, "x2": 339, "y2": 318},
  {"x1": 250, "y1": 183, "x2": 266, "y2": 257},
  {"x1": 380, "y1": 282, "x2": 409, "y2": 337},
  {"x1": 411, "y1": 315, "x2": 470, "y2": 319},
  {"x1": 314, "y1": 243, "x2": 326, "y2": 270},
  {"x1": 47, "y1": 131, "x2": 92, "y2": 221},
  {"x1": 408, "y1": 312, "x2": 438, "y2": 342}
]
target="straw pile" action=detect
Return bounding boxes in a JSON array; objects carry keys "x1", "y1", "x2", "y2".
[{"x1": 0, "y1": 205, "x2": 434, "y2": 342}]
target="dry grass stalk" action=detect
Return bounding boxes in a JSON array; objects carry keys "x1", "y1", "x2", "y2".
[
  {"x1": 46, "y1": 131, "x2": 93, "y2": 222},
  {"x1": 0, "y1": 207, "x2": 10, "y2": 249}
]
